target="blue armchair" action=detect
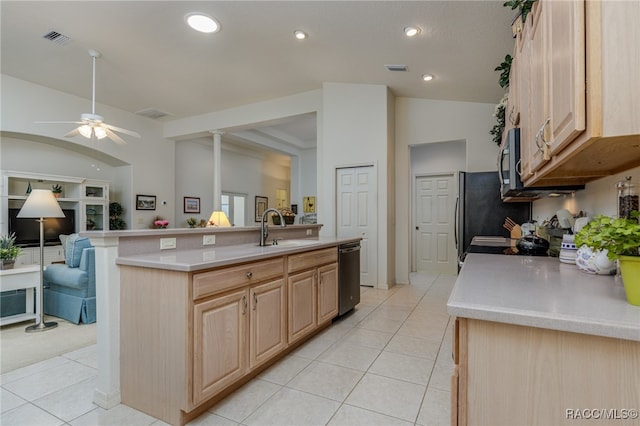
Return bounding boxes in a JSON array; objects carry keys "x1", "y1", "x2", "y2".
[{"x1": 43, "y1": 241, "x2": 96, "y2": 324}]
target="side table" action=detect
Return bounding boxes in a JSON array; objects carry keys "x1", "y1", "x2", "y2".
[{"x1": 0, "y1": 264, "x2": 40, "y2": 326}]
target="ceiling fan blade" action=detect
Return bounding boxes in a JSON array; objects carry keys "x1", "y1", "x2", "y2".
[
  {"x1": 104, "y1": 128, "x2": 127, "y2": 145},
  {"x1": 35, "y1": 121, "x2": 83, "y2": 124},
  {"x1": 102, "y1": 123, "x2": 141, "y2": 138},
  {"x1": 64, "y1": 127, "x2": 81, "y2": 138}
]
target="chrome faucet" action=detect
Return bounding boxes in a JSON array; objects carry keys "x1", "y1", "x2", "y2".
[{"x1": 259, "y1": 208, "x2": 285, "y2": 246}]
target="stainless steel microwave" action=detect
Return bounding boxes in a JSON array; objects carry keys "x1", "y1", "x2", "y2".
[{"x1": 498, "y1": 128, "x2": 583, "y2": 198}]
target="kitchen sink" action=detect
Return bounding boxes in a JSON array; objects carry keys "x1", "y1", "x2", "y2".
[{"x1": 264, "y1": 239, "x2": 318, "y2": 248}]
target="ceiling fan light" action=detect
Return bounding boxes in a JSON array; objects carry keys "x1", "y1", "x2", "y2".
[
  {"x1": 94, "y1": 126, "x2": 107, "y2": 139},
  {"x1": 186, "y1": 13, "x2": 220, "y2": 33},
  {"x1": 404, "y1": 26, "x2": 421, "y2": 37},
  {"x1": 79, "y1": 124, "x2": 93, "y2": 138}
]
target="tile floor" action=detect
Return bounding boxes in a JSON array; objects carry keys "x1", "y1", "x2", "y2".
[{"x1": 1, "y1": 272, "x2": 455, "y2": 426}]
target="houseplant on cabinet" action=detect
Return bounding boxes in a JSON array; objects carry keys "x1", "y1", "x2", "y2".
[
  {"x1": 0, "y1": 233, "x2": 22, "y2": 270},
  {"x1": 51, "y1": 184, "x2": 63, "y2": 198},
  {"x1": 575, "y1": 211, "x2": 640, "y2": 305}
]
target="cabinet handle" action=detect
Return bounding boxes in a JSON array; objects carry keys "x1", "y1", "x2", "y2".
[
  {"x1": 242, "y1": 295, "x2": 247, "y2": 315},
  {"x1": 540, "y1": 117, "x2": 551, "y2": 160},
  {"x1": 253, "y1": 292, "x2": 257, "y2": 310},
  {"x1": 516, "y1": 159, "x2": 523, "y2": 177},
  {"x1": 246, "y1": 271, "x2": 253, "y2": 278}
]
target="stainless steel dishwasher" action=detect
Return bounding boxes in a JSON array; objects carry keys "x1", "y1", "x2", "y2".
[{"x1": 338, "y1": 241, "x2": 361, "y2": 315}]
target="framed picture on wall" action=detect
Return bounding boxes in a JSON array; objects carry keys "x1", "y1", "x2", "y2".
[
  {"x1": 136, "y1": 194, "x2": 156, "y2": 210},
  {"x1": 183, "y1": 196, "x2": 200, "y2": 214},
  {"x1": 255, "y1": 196, "x2": 268, "y2": 222}
]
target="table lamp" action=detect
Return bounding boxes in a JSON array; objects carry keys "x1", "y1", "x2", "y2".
[
  {"x1": 207, "y1": 211, "x2": 231, "y2": 227},
  {"x1": 17, "y1": 189, "x2": 64, "y2": 332}
]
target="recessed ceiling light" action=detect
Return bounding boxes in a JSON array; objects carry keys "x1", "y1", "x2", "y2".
[
  {"x1": 422, "y1": 74, "x2": 434, "y2": 81},
  {"x1": 404, "y1": 26, "x2": 421, "y2": 37},
  {"x1": 185, "y1": 13, "x2": 220, "y2": 33},
  {"x1": 294, "y1": 30, "x2": 308, "y2": 40}
]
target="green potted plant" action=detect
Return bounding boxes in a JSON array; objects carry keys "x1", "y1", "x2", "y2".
[
  {"x1": 503, "y1": 0, "x2": 537, "y2": 24},
  {"x1": 0, "y1": 233, "x2": 22, "y2": 270},
  {"x1": 575, "y1": 211, "x2": 640, "y2": 305},
  {"x1": 186, "y1": 217, "x2": 198, "y2": 228},
  {"x1": 109, "y1": 201, "x2": 127, "y2": 230},
  {"x1": 51, "y1": 184, "x2": 63, "y2": 198}
]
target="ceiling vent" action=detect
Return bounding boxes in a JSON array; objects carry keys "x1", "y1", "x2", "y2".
[
  {"x1": 136, "y1": 108, "x2": 172, "y2": 120},
  {"x1": 43, "y1": 31, "x2": 71, "y2": 45},
  {"x1": 385, "y1": 64, "x2": 408, "y2": 72}
]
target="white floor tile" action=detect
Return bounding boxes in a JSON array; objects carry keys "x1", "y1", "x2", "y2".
[
  {"x1": 339, "y1": 327, "x2": 393, "y2": 350},
  {"x1": 416, "y1": 387, "x2": 451, "y2": 426},
  {"x1": 368, "y1": 351, "x2": 435, "y2": 385},
  {"x1": 0, "y1": 356, "x2": 69, "y2": 386},
  {"x1": 68, "y1": 403, "x2": 157, "y2": 426},
  {"x1": 243, "y1": 387, "x2": 340, "y2": 426},
  {"x1": 32, "y1": 376, "x2": 98, "y2": 422},
  {"x1": 186, "y1": 412, "x2": 239, "y2": 425},
  {"x1": 318, "y1": 342, "x2": 381, "y2": 371},
  {"x1": 345, "y1": 373, "x2": 425, "y2": 422},
  {"x1": 385, "y1": 333, "x2": 441, "y2": 359},
  {"x1": 1, "y1": 402, "x2": 65, "y2": 426},
  {"x1": 62, "y1": 344, "x2": 98, "y2": 369},
  {"x1": 258, "y1": 354, "x2": 311, "y2": 385},
  {"x1": 210, "y1": 379, "x2": 281, "y2": 423},
  {"x1": 3, "y1": 359, "x2": 96, "y2": 401},
  {"x1": 287, "y1": 360, "x2": 364, "y2": 401},
  {"x1": 328, "y1": 404, "x2": 413, "y2": 426},
  {"x1": 0, "y1": 388, "x2": 27, "y2": 413},
  {"x1": 291, "y1": 334, "x2": 339, "y2": 359},
  {"x1": 428, "y1": 364, "x2": 453, "y2": 392}
]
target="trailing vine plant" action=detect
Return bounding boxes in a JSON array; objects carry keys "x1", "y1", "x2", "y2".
[
  {"x1": 503, "y1": 0, "x2": 537, "y2": 23},
  {"x1": 490, "y1": 54, "x2": 512, "y2": 146}
]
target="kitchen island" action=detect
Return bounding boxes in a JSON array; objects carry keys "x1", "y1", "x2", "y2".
[
  {"x1": 448, "y1": 254, "x2": 640, "y2": 426},
  {"x1": 116, "y1": 237, "x2": 358, "y2": 426}
]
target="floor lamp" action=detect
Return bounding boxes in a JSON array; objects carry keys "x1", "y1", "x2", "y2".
[{"x1": 17, "y1": 189, "x2": 64, "y2": 332}]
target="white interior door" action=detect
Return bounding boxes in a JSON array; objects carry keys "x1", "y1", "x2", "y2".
[
  {"x1": 337, "y1": 166, "x2": 377, "y2": 287},
  {"x1": 414, "y1": 174, "x2": 456, "y2": 274}
]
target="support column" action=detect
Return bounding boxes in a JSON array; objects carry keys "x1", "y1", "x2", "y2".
[
  {"x1": 210, "y1": 131, "x2": 224, "y2": 211},
  {"x1": 89, "y1": 236, "x2": 121, "y2": 409}
]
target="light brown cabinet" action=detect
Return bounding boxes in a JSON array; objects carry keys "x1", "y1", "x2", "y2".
[
  {"x1": 513, "y1": 0, "x2": 640, "y2": 187},
  {"x1": 287, "y1": 247, "x2": 338, "y2": 344},
  {"x1": 120, "y1": 245, "x2": 339, "y2": 426},
  {"x1": 451, "y1": 318, "x2": 640, "y2": 425}
]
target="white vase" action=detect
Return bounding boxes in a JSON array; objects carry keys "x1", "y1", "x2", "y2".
[{"x1": 575, "y1": 245, "x2": 617, "y2": 275}]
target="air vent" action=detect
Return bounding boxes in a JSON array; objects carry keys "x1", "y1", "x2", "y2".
[
  {"x1": 43, "y1": 31, "x2": 71, "y2": 45},
  {"x1": 135, "y1": 108, "x2": 172, "y2": 120},
  {"x1": 385, "y1": 64, "x2": 408, "y2": 72}
]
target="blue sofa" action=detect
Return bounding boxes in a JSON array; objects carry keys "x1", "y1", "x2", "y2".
[{"x1": 43, "y1": 240, "x2": 96, "y2": 324}]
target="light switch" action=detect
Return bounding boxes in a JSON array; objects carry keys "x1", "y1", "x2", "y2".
[{"x1": 306, "y1": 229, "x2": 312, "y2": 236}]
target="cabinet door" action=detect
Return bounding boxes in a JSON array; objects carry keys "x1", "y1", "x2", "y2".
[
  {"x1": 249, "y1": 278, "x2": 287, "y2": 369},
  {"x1": 528, "y1": 0, "x2": 549, "y2": 173},
  {"x1": 518, "y1": 18, "x2": 534, "y2": 180},
  {"x1": 317, "y1": 263, "x2": 338, "y2": 325},
  {"x1": 546, "y1": 0, "x2": 585, "y2": 154},
  {"x1": 193, "y1": 289, "x2": 247, "y2": 405},
  {"x1": 287, "y1": 269, "x2": 317, "y2": 344},
  {"x1": 84, "y1": 202, "x2": 107, "y2": 231}
]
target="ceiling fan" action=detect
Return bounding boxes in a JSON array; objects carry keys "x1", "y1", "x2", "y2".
[{"x1": 37, "y1": 49, "x2": 140, "y2": 145}]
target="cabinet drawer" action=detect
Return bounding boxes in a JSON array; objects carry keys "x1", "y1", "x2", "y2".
[
  {"x1": 193, "y1": 257, "x2": 284, "y2": 300},
  {"x1": 288, "y1": 247, "x2": 337, "y2": 273}
]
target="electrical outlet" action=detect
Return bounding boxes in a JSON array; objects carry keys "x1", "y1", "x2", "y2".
[
  {"x1": 160, "y1": 237, "x2": 176, "y2": 250},
  {"x1": 203, "y1": 235, "x2": 216, "y2": 245},
  {"x1": 306, "y1": 229, "x2": 312, "y2": 236}
]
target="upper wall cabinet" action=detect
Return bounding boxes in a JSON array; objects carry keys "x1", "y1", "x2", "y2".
[{"x1": 516, "y1": 0, "x2": 640, "y2": 187}]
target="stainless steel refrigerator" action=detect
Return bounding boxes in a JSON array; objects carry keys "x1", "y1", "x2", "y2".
[{"x1": 456, "y1": 171, "x2": 531, "y2": 260}]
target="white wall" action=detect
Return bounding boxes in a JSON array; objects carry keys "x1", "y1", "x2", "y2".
[
  {"x1": 395, "y1": 97, "x2": 499, "y2": 283},
  {"x1": 410, "y1": 140, "x2": 467, "y2": 175},
  {"x1": 532, "y1": 165, "x2": 640, "y2": 222},
  {"x1": 320, "y1": 82, "x2": 395, "y2": 288}
]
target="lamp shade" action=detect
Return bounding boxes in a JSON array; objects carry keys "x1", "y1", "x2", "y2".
[
  {"x1": 208, "y1": 211, "x2": 231, "y2": 227},
  {"x1": 17, "y1": 189, "x2": 65, "y2": 218}
]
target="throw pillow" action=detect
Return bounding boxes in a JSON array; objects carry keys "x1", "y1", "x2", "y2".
[
  {"x1": 65, "y1": 234, "x2": 92, "y2": 268},
  {"x1": 59, "y1": 234, "x2": 70, "y2": 256}
]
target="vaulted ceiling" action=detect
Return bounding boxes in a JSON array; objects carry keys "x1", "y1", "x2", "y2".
[{"x1": 1, "y1": 1, "x2": 514, "y2": 152}]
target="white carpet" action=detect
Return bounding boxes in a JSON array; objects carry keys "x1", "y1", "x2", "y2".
[{"x1": 0, "y1": 315, "x2": 96, "y2": 373}]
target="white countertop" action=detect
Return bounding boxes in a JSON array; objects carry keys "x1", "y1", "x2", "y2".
[
  {"x1": 116, "y1": 237, "x2": 357, "y2": 272},
  {"x1": 447, "y1": 253, "x2": 640, "y2": 341}
]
